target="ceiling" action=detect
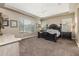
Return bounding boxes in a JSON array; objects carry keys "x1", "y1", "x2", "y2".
[{"x1": 4, "y1": 3, "x2": 71, "y2": 17}]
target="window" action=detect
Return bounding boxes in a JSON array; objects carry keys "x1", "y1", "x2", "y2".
[
  {"x1": 19, "y1": 19, "x2": 37, "y2": 33},
  {"x1": 62, "y1": 18, "x2": 72, "y2": 32}
]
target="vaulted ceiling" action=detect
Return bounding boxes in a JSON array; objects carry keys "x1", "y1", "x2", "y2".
[
  {"x1": 5, "y1": 3, "x2": 70, "y2": 17},
  {"x1": 0, "y1": 3, "x2": 78, "y2": 18}
]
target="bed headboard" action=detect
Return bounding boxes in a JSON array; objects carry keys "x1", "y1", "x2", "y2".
[{"x1": 48, "y1": 24, "x2": 62, "y2": 32}]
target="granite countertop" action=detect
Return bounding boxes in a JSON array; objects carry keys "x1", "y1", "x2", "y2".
[{"x1": 0, "y1": 33, "x2": 37, "y2": 46}]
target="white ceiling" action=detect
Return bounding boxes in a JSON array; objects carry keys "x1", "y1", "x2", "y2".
[{"x1": 5, "y1": 3, "x2": 70, "y2": 17}]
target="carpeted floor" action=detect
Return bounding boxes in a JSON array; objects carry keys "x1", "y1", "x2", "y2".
[{"x1": 19, "y1": 37, "x2": 79, "y2": 56}]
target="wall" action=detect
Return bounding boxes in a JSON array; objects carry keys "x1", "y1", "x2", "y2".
[
  {"x1": 74, "y1": 8, "x2": 79, "y2": 46},
  {"x1": 42, "y1": 14, "x2": 74, "y2": 32},
  {"x1": 0, "y1": 8, "x2": 38, "y2": 35}
]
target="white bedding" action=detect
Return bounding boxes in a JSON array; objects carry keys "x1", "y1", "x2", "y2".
[{"x1": 46, "y1": 29, "x2": 60, "y2": 37}]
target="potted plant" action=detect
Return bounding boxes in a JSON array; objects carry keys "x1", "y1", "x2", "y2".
[{"x1": 0, "y1": 13, "x2": 4, "y2": 36}]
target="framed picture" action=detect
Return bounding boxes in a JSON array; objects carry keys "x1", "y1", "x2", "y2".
[
  {"x1": 10, "y1": 20, "x2": 18, "y2": 28},
  {"x1": 3, "y1": 18, "x2": 9, "y2": 26}
]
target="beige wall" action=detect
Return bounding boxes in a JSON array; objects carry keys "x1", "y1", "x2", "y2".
[
  {"x1": 74, "y1": 8, "x2": 79, "y2": 43},
  {"x1": 42, "y1": 13, "x2": 74, "y2": 32},
  {"x1": 0, "y1": 8, "x2": 38, "y2": 35}
]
